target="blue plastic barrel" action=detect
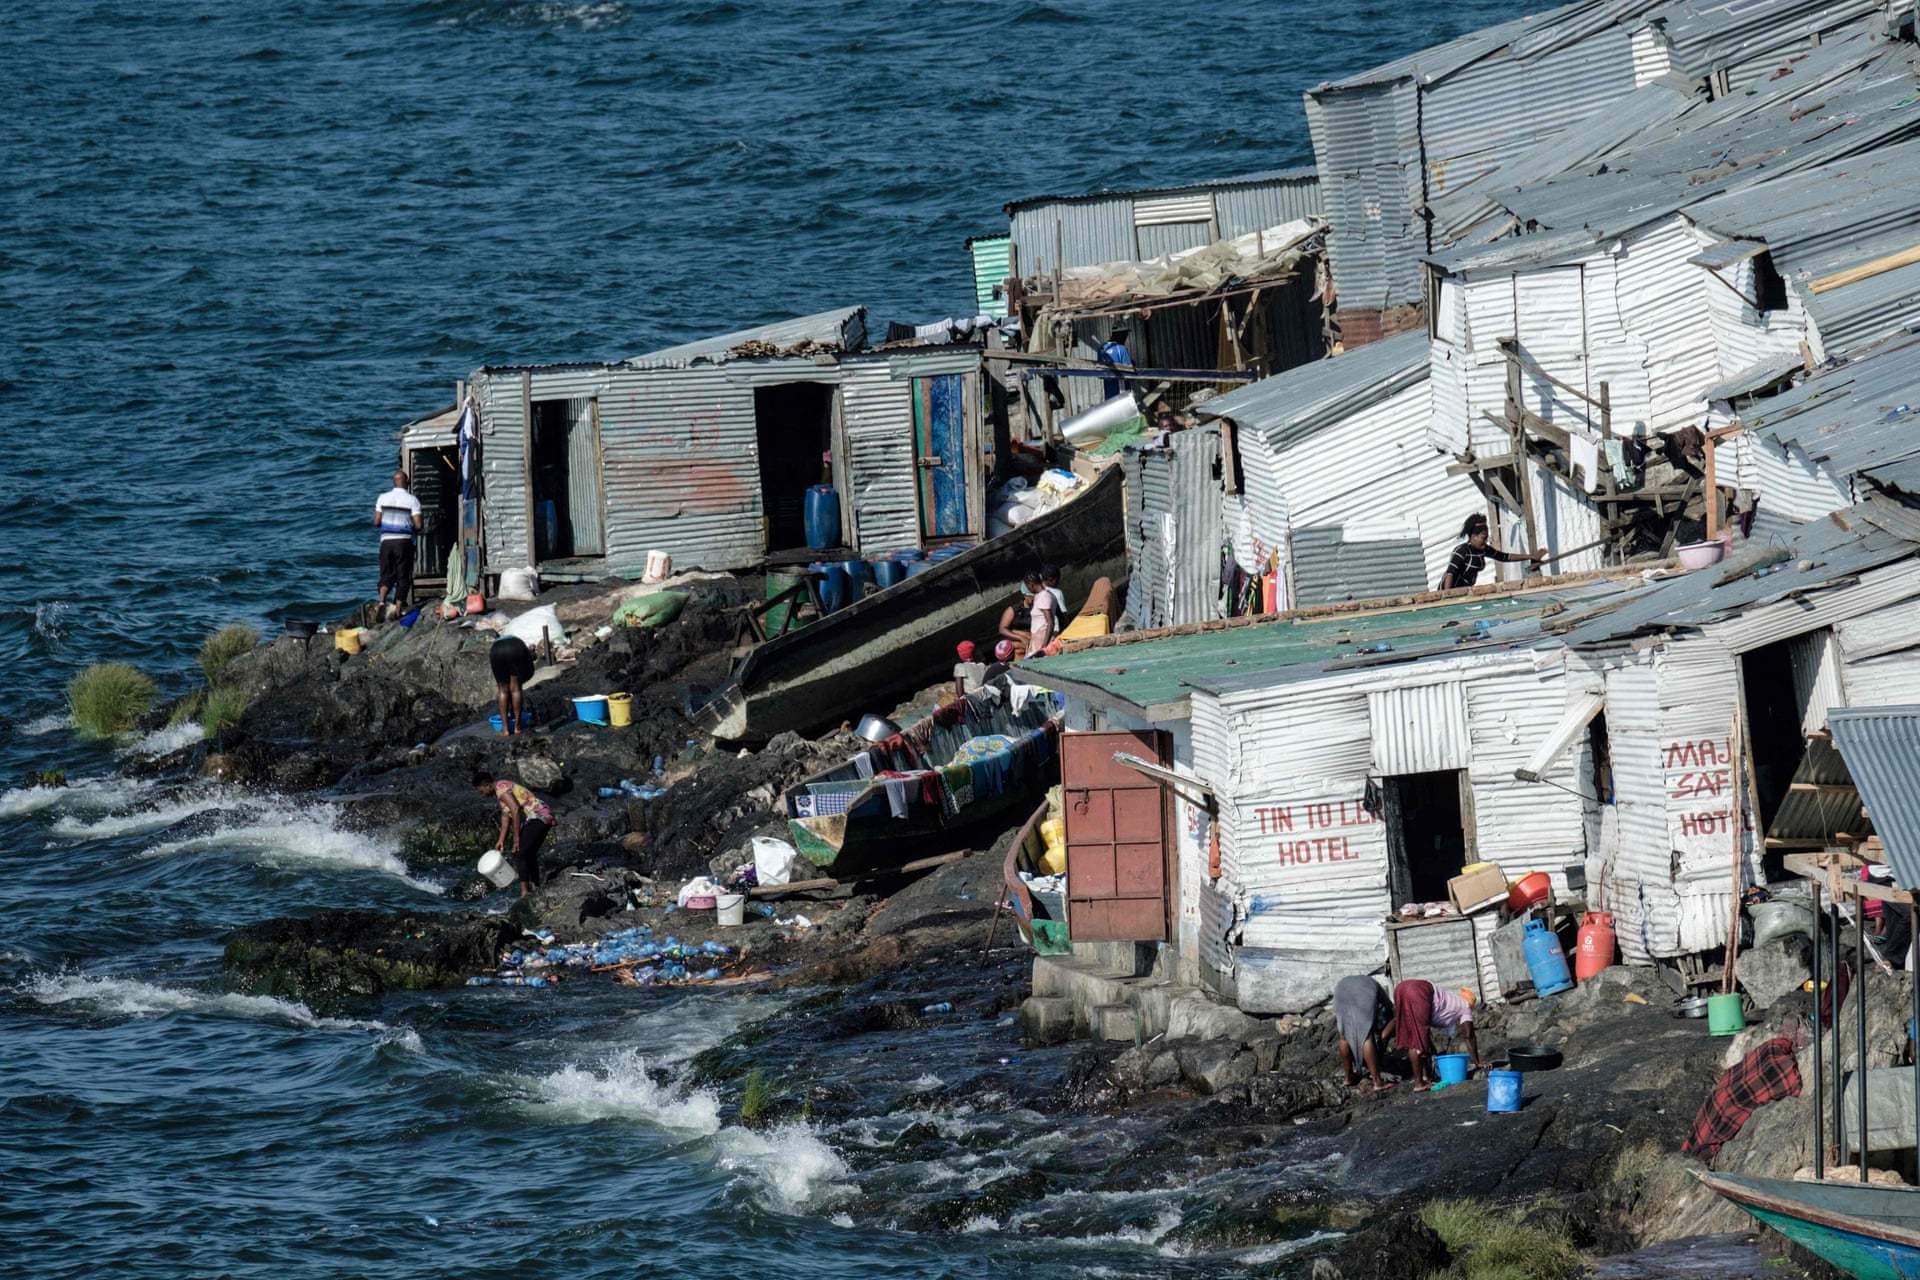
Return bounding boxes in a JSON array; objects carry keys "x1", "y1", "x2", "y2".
[
  {"x1": 536, "y1": 499, "x2": 561, "y2": 556},
  {"x1": 804, "y1": 485, "x2": 841, "y2": 550},
  {"x1": 1523, "y1": 918, "x2": 1574, "y2": 997},
  {"x1": 1487, "y1": 1069, "x2": 1523, "y2": 1113},
  {"x1": 840, "y1": 558, "x2": 873, "y2": 603},
  {"x1": 1434, "y1": 1053, "x2": 1471, "y2": 1087},
  {"x1": 814, "y1": 562, "x2": 850, "y2": 614},
  {"x1": 889, "y1": 547, "x2": 927, "y2": 563},
  {"x1": 871, "y1": 558, "x2": 906, "y2": 589}
]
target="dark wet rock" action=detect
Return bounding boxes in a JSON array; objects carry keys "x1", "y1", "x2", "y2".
[
  {"x1": 223, "y1": 909, "x2": 516, "y2": 1007},
  {"x1": 909, "y1": 1168, "x2": 1052, "y2": 1231},
  {"x1": 1111, "y1": 1042, "x2": 1181, "y2": 1092},
  {"x1": 864, "y1": 846, "x2": 1009, "y2": 936},
  {"x1": 268, "y1": 749, "x2": 335, "y2": 792},
  {"x1": 1308, "y1": 1208, "x2": 1450, "y2": 1280},
  {"x1": 1175, "y1": 1037, "x2": 1256, "y2": 1094}
]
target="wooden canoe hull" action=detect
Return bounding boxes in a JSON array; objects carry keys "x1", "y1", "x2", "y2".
[
  {"x1": 697, "y1": 465, "x2": 1126, "y2": 742},
  {"x1": 788, "y1": 782, "x2": 1039, "y2": 876},
  {"x1": 1700, "y1": 1172, "x2": 1920, "y2": 1279}
]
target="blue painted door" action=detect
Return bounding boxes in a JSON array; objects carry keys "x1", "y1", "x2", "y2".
[{"x1": 913, "y1": 374, "x2": 969, "y2": 539}]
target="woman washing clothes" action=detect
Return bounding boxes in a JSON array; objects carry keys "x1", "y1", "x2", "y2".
[
  {"x1": 998, "y1": 573, "x2": 1050, "y2": 658},
  {"x1": 1392, "y1": 978, "x2": 1481, "y2": 1091},
  {"x1": 472, "y1": 768, "x2": 554, "y2": 898},
  {"x1": 1333, "y1": 975, "x2": 1395, "y2": 1093}
]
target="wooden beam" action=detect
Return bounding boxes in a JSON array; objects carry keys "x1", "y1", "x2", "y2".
[
  {"x1": 1765, "y1": 837, "x2": 1830, "y2": 849},
  {"x1": 1790, "y1": 782, "x2": 1858, "y2": 796},
  {"x1": 1447, "y1": 452, "x2": 1515, "y2": 476},
  {"x1": 1810, "y1": 242, "x2": 1920, "y2": 295}
]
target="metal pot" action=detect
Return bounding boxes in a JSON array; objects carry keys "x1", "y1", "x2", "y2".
[
  {"x1": 1507, "y1": 1043, "x2": 1564, "y2": 1072},
  {"x1": 1674, "y1": 995, "x2": 1711, "y2": 1019},
  {"x1": 855, "y1": 713, "x2": 902, "y2": 744},
  {"x1": 284, "y1": 619, "x2": 319, "y2": 639}
]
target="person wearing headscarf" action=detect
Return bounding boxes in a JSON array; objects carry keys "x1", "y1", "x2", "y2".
[
  {"x1": 1440, "y1": 513, "x2": 1544, "y2": 590},
  {"x1": 1392, "y1": 978, "x2": 1481, "y2": 1091}
]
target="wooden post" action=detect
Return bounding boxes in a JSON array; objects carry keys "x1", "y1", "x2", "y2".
[
  {"x1": 1705, "y1": 433, "x2": 1720, "y2": 540},
  {"x1": 1812, "y1": 880, "x2": 1825, "y2": 1179},
  {"x1": 1504, "y1": 346, "x2": 1540, "y2": 563}
]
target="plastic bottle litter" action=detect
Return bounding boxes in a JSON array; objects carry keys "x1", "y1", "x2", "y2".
[
  {"x1": 653, "y1": 755, "x2": 665, "y2": 776},
  {"x1": 922, "y1": 1002, "x2": 952, "y2": 1015}
]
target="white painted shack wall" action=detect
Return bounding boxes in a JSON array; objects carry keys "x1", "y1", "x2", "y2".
[
  {"x1": 1429, "y1": 276, "x2": 1472, "y2": 456},
  {"x1": 1251, "y1": 378, "x2": 1482, "y2": 590},
  {"x1": 1615, "y1": 219, "x2": 1723, "y2": 435},
  {"x1": 1464, "y1": 657, "x2": 1589, "y2": 886},
  {"x1": 1594, "y1": 648, "x2": 1674, "y2": 963},
  {"x1": 840, "y1": 360, "x2": 921, "y2": 554},
  {"x1": 472, "y1": 370, "x2": 527, "y2": 568},
  {"x1": 1748, "y1": 438, "x2": 1853, "y2": 522},
  {"x1": 1190, "y1": 694, "x2": 1240, "y2": 988},
  {"x1": 1838, "y1": 597, "x2": 1920, "y2": 704},
  {"x1": 1695, "y1": 245, "x2": 1810, "y2": 383},
  {"x1": 1653, "y1": 638, "x2": 1752, "y2": 955}
]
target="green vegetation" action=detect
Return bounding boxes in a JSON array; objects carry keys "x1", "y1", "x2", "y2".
[
  {"x1": 25, "y1": 769, "x2": 67, "y2": 789},
  {"x1": 167, "y1": 690, "x2": 207, "y2": 728},
  {"x1": 201, "y1": 686, "x2": 248, "y2": 740},
  {"x1": 739, "y1": 1069, "x2": 773, "y2": 1127},
  {"x1": 67, "y1": 663, "x2": 155, "y2": 739},
  {"x1": 1421, "y1": 1200, "x2": 1581, "y2": 1280},
  {"x1": 198, "y1": 624, "x2": 259, "y2": 685}
]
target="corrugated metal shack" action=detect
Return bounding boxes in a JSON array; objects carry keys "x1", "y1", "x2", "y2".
[
  {"x1": 466, "y1": 307, "x2": 992, "y2": 578},
  {"x1": 964, "y1": 234, "x2": 1012, "y2": 316},
  {"x1": 1004, "y1": 168, "x2": 1323, "y2": 281},
  {"x1": 1304, "y1": 0, "x2": 1899, "y2": 337},
  {"x1": 1119, "y1": 424, "x2": 1225, "y2": 631},
  {"x1": 1198, "y1": 331, "x2": 1484, "y2": 607}
]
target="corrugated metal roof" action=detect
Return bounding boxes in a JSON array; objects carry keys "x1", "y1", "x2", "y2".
[
  {"x1": 1002, "y1": 167, "x2": 1319, "y2": 214},
  {"x1": 1702, "y1": 351, "x2": 1804, "y2": 403},
  {"x1": 965, "y1": 235, "x2": 1011, "y2": 314},
  {"x1": 1552, "y1": 502, "x2": 1920, "y2": 648},
  {"x1": 1291, "y1": 526, "x2": 1429, "y2": 605},
  {"x1": 1016, "y1": 591, "x2": 1585, "y2": 717},
  {"x1": 624, "y1": 305, "x2": 868, "y2": 369},
  {"x1": 1744, "y1": 332, "x2": 1920, "y2": 483},
  {"x1": 1196, "y1": 329, "x2": 1428, "y2": 449},
  {"x1": 1829, "y1": 705, "x2": 1920, "y2": 890}
]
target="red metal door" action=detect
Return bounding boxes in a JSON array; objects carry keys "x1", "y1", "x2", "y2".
[{"x1": 1063, "y1": 730, "x2": 1170, "y2": 941}]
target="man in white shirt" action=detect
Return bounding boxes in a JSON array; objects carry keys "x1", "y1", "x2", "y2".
[{"x1": 374, "y1": 471, "x2": 422, "y2": 617}]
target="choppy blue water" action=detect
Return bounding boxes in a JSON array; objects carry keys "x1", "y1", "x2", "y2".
[{"x1": 0, "y1": 3, "x2": 1548, "y2": 1275}]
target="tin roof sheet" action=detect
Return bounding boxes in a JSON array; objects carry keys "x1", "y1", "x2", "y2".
[
  {"x1": 1193, "y1": 330, "x2": 1429, "y2": 450},
  {"x1": 1829, "y1": 704, "x2": 1920, "y2": 889},
  {"x1": 624, "y1": 305, "x2": 867, "y2": 368},
  {"x1": 1745, "y1": 332, "x2": 1920, "y2": 480},
  {"x1": 1002, "y1": 167, "x2": 1318, "y2": 215}
]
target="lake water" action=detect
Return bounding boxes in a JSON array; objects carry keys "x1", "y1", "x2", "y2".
[{"x1": 0, "y1": 2, "x2": 1553, "y2": 1274}]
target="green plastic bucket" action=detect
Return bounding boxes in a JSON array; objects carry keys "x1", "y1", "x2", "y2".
[{"x1": 1707, "y1": 993, "x2": 1747, "y2": 1036}]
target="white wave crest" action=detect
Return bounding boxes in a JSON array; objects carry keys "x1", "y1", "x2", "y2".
[
  {"x1": 0, "y1": 775, "x2": 151, "y2": 820},
  {"x1": 528, "y1": 1047, "x2": 723, "y2": 1133},
  {"x1": 713, "y1": 1122, "x2": 853, "y2": 1214},
  {"x1": 139, "y1": 800, "x2": 442, "y2": 893},
  {"x1": 24, "y1": 973, "x2": 407, "y2": 1039},
  {"x1": 20, "y1": 713, "x2": 70, "y2": 736},
  {"x1": 120, "y1": 721, "x2": 205, "y2": 757},
  {"x1": 52, "y1": 789, "x2": 226, "y2": 841}
]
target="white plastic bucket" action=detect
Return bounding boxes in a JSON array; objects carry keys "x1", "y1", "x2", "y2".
[
  {"x1": 644, "y1": 549, "x2": 672, "y2": 582},
  {"x1": 477, "y1": 849, "x2": 517, "y2": 889},
  {"x1": 716, "y1": 892, "x2": 745, "y2": 927}
]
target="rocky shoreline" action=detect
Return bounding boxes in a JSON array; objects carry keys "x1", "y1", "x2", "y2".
[{"x1": 116, "y1": 580, "x2": 1874, "y2": 1277}]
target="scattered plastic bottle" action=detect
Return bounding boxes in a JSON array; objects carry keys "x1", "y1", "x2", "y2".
[
  {"x1": 700, "y1": 968, "x2": 722, "y2": 980},
  {"x1": 922, "y1": 1002, "x2": 952, "y2": 1015},
  {"x1": 653, "y1": 754, "x2": 666, "y2": 776},
  {"x1": 598, "y1": 786, "x2": 621, "y2": 799}
]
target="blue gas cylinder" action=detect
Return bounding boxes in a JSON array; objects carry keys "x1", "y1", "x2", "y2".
[
  {"x1": 1523, "y1": 918, "x2": 1573, "y2": 997},
  {"x1": 813, "y1": 562, "x2": 850, "y2": 614},
  {"x1": 804, "y1": 485, "x2": 841, "y2": 550}
]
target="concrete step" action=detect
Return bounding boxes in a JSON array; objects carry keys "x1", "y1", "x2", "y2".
[
  {"x1": 1090, "y1": 1003, "x2": 1139, "y2": 1042},
  {"x1": 1019, "y1": 996, "x2": 1075, "y2": 1046},
  {"x1": 1070, "y1": 939, "x2": 1158, "y2": 977}
]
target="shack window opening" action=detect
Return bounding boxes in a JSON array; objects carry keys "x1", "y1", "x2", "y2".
[
  {"x1": 408, "y1": 444, "x2": 460, "y2": 583},
  {"x1": 1752, "y1": 252, "x2": 1788, "y2": 314},
  {"x1": 1588, "y1": 711, "x2": 1613, "y2": 804},
  {"x1": 754, "y1": 382, "x2": 836, "y2": 554},
  {"x1": 528, "y1": 397, "x2": 603, "y2": 563},
  {"x1": 1383, "y1": 770, "x2": 1471, "y2": 909}
]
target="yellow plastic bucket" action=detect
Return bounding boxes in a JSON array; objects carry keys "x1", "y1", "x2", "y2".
[
  {"x1": 606, "y1": 692, "x2": 633, "y2": 728},
  {"x1": 333, "y1": 628, "x2": 363, "y2": 655}
]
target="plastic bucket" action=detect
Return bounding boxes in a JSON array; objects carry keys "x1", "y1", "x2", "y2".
[
  {"x1": 871, "y1": 558, "x2": 907, "y2": 589},
  {"x1": 1434, "y1": 1053, "x2": 1471, "y2": 1087},
  {"x1": 487, "y1": 711, "x2": 533, "y2": 732},
  {"x1": 1487, "y1": 1069, "x2": 1523, "y2": 1113},
  {"x1": 333, "y1": 628, "x2": 364, "y2": 655},
  {"x1": 716, "y1": 892, "x2": 745, "y2": 927},
  {"x1": 804, "y1": 485, "x2": 841, "y2": 550},
  {"x1": 572, "y1": 695, "x2": 610, "y2": 725},
  {"x1": 1707, "y1": 993, "x2": 1747, "y2": 1036},
  {"x1": 606, "y1": 692, "x2": 633, "y2": 728},
  {"x1": 477, "y1": 850, "x2": 517, "y2": 889}
]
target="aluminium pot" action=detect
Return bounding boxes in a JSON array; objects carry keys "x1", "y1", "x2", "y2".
[
  {"x1": 855, "y1": 713, "x2": 902, "y2": 744},
  {"x1": 1674, "y1": 995, "x2": 1711, "y2": 1019}
]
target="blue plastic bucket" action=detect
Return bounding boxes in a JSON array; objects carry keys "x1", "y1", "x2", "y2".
[
  {"x1": 1434, "y1": 1053, "x2": 1471, "y2": 1087},
  {"x1": 572, "y1": 696, "x2": 610, "y2": 726},
  {"x1": 1487, "y1": 1069, "x2": 1523, "y2": 1113},
  {"x1": 487, "y1": 711, "x2": 533, "y2": 732}
]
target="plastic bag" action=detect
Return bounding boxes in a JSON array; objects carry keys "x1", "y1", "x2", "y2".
[
  {"x1": 501, "y1": 605, "x2": 567, "y2": 649},
  {"x1": 498, "y1": 566, "x2": 540, "y2": 602},
  {"x1": 752, "y1": 835, "x2": 798, "y2": 887},
  {"x1": 611, "y1": 591, "x2": 688, "y2": 628}
]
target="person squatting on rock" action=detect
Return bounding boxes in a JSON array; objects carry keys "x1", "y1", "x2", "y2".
[
  {"x1": 373, "y1": 469, "x2": 421, "y2": 618},
  {"x1": 473, "y1": 768, "x2": 553, "y2": 897},
  {"x1": 1392, "y1": 978, "x2": 1481, "y2": 1091},
  {"x1": 489, "y1": 635, "x2": 534, "y2": 736}
]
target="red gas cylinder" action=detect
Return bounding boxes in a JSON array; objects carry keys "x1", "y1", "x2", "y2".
[
  {"x1": 1575, "y1": 911, "x2": 1616, "y2": 982},
  {"x1": 1261, "y1": 569, "x2": 1279, "y2": 615}
]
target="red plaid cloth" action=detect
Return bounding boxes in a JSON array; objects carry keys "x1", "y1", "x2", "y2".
[{"x1": 1683, "y1": 1036, "x2": 1801, "y2": 1161}]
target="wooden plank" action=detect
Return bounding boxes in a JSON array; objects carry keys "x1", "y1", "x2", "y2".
[
  {"x1": 1764, "y1": 837, "x2": 1830, "y2": 849},
  {"x1": 1790, "y1": 782, "x2": 1858, "y2": 796},
  {"x1": 1810, "y1": 242, "x2": 1920, "y2": 295},
  {"x1": 1447, "y1": 452, "x2": 1515, "y2": 476}
]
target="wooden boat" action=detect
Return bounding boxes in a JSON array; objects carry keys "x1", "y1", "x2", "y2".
[
  {"x1": 1001, "y1": 800, "x2": 1070, "y2": 953},
  {"x1": 779, "y1": 685, "x2": 1060, "y2": 875},
  {"x1": 697, "y1": 465, "x2": 1126, "y2": 742},
  {"x1": 1697, "y1": 1172, "x2": 1920, "y2": 1279}
]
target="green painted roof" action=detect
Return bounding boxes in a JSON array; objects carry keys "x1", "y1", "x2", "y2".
[
  {"x1": 1016, "y1": 594, "x2": 1563, "y2": 718},
  {"x1": 968, "y1": 235, "x2": 1010, "y2": 314}
]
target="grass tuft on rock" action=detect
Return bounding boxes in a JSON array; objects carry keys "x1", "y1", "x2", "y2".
[
  {"x1": 201, "y1": 686, "x2": 247, "y2": 739},
  {"x1": 1421, "y1": 1199, "x2": 1581, "y2": 1280},
  {"x1": 68, "y1": 663, "x2": 155, "y2": 738},
  {"x1": 167, "y1": 690, "x2": 207, "y2": 727},
  {"x1": 739, "y1": 1068, "x2": 773, "y2": 1128},
  {"x1": 198, "y1": 624, "x2": 259, "y2": 685}
]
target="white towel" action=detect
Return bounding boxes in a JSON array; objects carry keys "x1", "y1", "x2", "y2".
[
  {"x1": 1571, "y1": 433, "x2": 1602, "y2": 493},
  {"x1": 882, "y1": 778, "x2": 908, "y2": 819}
]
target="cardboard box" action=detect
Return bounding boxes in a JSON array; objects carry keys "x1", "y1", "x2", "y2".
[{"x1": 1448, "y1": 864, "x2": 1508, "y2": 915}]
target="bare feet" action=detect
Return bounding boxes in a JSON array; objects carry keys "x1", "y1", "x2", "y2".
[{"x1": 1372, "y1": 1081, "x2": 1395, "y2": 1094}]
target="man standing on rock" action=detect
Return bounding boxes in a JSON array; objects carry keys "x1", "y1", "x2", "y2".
[{"x1": 374, "y1": 469, "x2": 422, "y2": 618}]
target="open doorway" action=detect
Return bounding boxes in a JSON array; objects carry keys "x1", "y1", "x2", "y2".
[
  {"x1": 1382, "y1": 771, "x2": 1472, "y2": 909},
  {"x1": 407, "y1": 445, "x2": 460, "y2": 581},
  {"x1": 754, "y1": 383, "x2": 835, "y2": 554},
  {"x1": 529, "y1": 398, "x2": 604, "y2": 562},
  {"x1": 1741, "y1": 628, "x2": 1850, "y2": 874}
]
